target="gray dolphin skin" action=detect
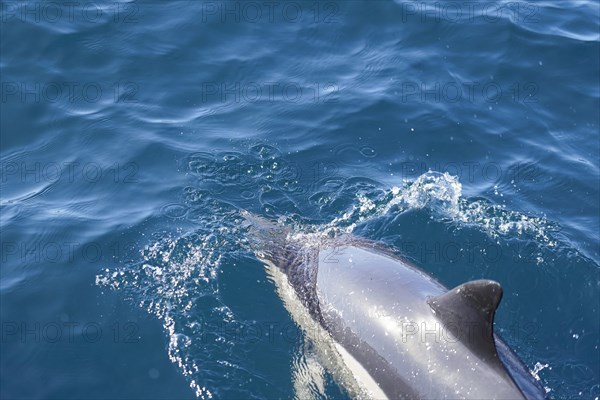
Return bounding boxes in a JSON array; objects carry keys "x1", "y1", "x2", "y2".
[{"x1": 242, "y1": 212, "x2": 547, "y2": 399}]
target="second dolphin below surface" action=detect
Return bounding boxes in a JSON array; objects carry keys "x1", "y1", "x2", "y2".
[{"x1": 242, "y1": 211, "x2": 547, "y2": 399}]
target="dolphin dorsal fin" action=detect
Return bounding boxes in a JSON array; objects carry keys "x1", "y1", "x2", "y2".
[{"x1": 428, "y1": 280, "x2": 505, "y2": 368}]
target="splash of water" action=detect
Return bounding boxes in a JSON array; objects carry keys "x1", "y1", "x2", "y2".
[
  {"x1": 96, "y1": 218, "x2": 245, "y2": 398},
  {"x1": 316, "y1": 171, "x2": 556, "y2": 248}
]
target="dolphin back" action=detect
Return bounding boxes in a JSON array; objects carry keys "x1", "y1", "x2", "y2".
[{"x1": 243, "y1": 211, "x2": 547, "y2": 399}]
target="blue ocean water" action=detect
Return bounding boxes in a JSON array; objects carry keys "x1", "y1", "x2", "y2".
[{"x1": 1, "y1": 1, "x2": 599, "y2": 399}]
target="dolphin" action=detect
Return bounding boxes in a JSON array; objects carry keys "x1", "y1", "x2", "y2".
[{"x1": 242, "y1": 211, "x2": 547, "y2": 399}]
